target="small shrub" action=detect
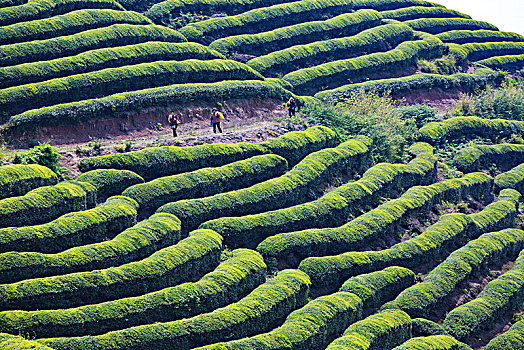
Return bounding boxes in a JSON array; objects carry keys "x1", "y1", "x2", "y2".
[
  {"x1": 419, "y1": 55, "x2": 462, "y2": 75},
  {"x1": 395, "y1": 104, "x2": 439, "y2": 128},
  {"x1": 18, "y1": 143, "x2": 70, "y2": 180}
]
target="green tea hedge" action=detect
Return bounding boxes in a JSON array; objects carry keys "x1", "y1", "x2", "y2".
[
  {"x1": 411, "y1": 318, "x2": 448, "y2": 337},
  {"x1": 0, "y1": 9, "x2": 151, "y2": 46},
  {"x1": 0, "y1": 180, "x2": 96, "y2": 228},
  {"x1": 325, "y1": 309, "x2": 412, "y2": 350},
  {"x1": 484, "y1": 319, "x2": 524, "y2": 350},
  {"x1": 209, "y1": 9, "x2": 383, "y2": 56},
  {"x1": 339, "y1": 267, "x2": 415, "y2": 311},
  {"x1": 436, "y1": 29, "x2": 524, "y2": 45},
  {"x1": 0, "y1": 195, "x2": 137, "y2": 254},
  {"x1": 382, "y1": 5, "x2": 470, "y2": 21},
  {"x1": 300, "y1": 189, "x2": 520, "y2": 289},
  {"x1": 382, "y1": 227, "x2": 524, "y2": 318},
  {"x1": 198, "y1": 142, "x2": 435, "y2": 248},
  {"x1": 0, "y1": 59, "x2": 263, "y2": 117},
  {"x1": 0, "y1": 0, "x2": 124, "y2": 26},
  {"x1": 248, "y1": 23, "x2": 414, "y2": 76},
  {"x1": 0, "y1": 248, "x2": 265, "y2": 338},
  {"x1": 123, "y1": 154, "x2": 288, "y2": 218},
  {"x1": 159, "y1": 136, "x2": 372, "y2": 234},
  {"x1": 195, "y1": 291, "x2": 363, "y2": 350},
  {"x1": 315, "y1": 68, "x2": 503, "y2": 101},
  {"x1": 0, "y1": 164, "x2": 57, "y2": 200},
  {"x1": 257, "y1": 172, "x2": 492, "y2": 267},
  {"x1": 404, "y1": 17, "x2": 497, "y2": 35},
  {"x1": 0, "y1": 24, "x2": 186, "y2": 67},
  {"x1": 178, "y1": 0, "x2": 436, "y2": 43},
  {"x1": 495, "y1": 163, "x2": 524, "y2": 193},
  {"x1": 392, "y1": 335, "x2": 473, "y2": 350},
  {"x1": 449, "y1": 41, "x2": 524, "y2": 62},
  {"x1": 442, "y1": 249, "x2": 524, "y2": 339},
  {"x1": 0, "y1": 229, "x2": 222, "y2": 311},
  {"x1": 0, "y1": 213, "x2": 180, "y2": 283},
  {"x1": 283, "y1": 31, "x2": 444, "y2": 94},
  {"x1": 453, "y1": 143, "x2": 524, "y2": 172},
  {"x1": 0, "y1": 333, "x2": 56, "y2": 350},
  {"x1": 40, "y1": 269, "x2": 310, "y2": 350},
  {"x1": 77, "y1": 169, "x2": 144, "y2": 199},
  {"x1": 478, "y1": 54, "x2": 524, "y2": 71},
  {"x1": 80, "y1": 126, "x2": 335, "y2": 179},
  {"x1": 5, "y1": 80, "x2": 296, "y2": 133},
  {"x1": 0, "y1": 42, "x2": 224, "y2": 89}
]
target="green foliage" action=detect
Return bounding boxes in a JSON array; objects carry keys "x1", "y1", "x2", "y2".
[
  {"x1": 0, "y1": 195, "x2": 137, "y2": 255},
  {"x1": 123, "y1": 154, "x2": 288, "y2": 218},
  {"x1": 436, "y1": 29, "x2": 524, "y2": 45},
  {"x1": 257, "y1": 172, "x2": 492, "y2": 267},
  {"x1": 210, "y1": 9, "x2": 383, "y2": 57},
  {"x1": 282, "y1": 31, "x2": 445, "y2": 94},
  {"x1": 304, "y1": 90, "x2": 415, "y2": 162},
  {"x1": 0, "y1": 229, "x2": 222, "y2": 311},
  {"x1": 0, "y1": 333, "x2": 55, "y2": 350},
  {"x1": 0, "y1": 9, "x2": 150, "y2": 46},
  {"x1": 0, "y1": 163, "x2": 57, "y2": 200},
  {"x1": 392, "y1": 335, "x2": 473, "y2": 350},
  {"x1": 300, "y1": 189, "x2": 520, "y2": 290},
  {"x1": 412, "y1": 319, "x2": 449, "y2": 337},
  {"x1": 0, "y1": 248, "x2": 266, "y2": 338},
  {"x1": 478, "y1": 54, "x2": 524, "y2": 72},
  {"x1": 394, "y1": 104, "x2": 439, "y2": 128},
  {"x1": 77, "y1": 169, "x2": 144, "y2": 199},
  {"x1": 419, "y1": 55, "x2": 460, "y2": 75},
  {"x1": 404, "y1": 17, "x2": 497, "y2": 34},
  {"x1": 159, "y1": 137, "x2": 372, "y2": 236},
  {"x1": 18, "y1": 142, "x2": 61, "y2": 173},
  {"x1": 248, "y1": 23, "x2": 414, "y2": 76},
  {"x1": 495, "y1": 163, "x2": 524, "y2": 193},
  {"x1": 381, "y1": 5, "x2": 470, "y2": 21},
  {"x1": 0, "y1": 24, "x2": 186, "y2": 67},
  {"x1": 0, "y1": 180, "x2": 96, "y2": 228},
  {"x1": 453, "y1": 84, "x2": 524, "y2": 120},
  {"x1": 453, "y1": 142, "x2": 524, "y2": 172},
  {"x1": 484, "y1": 319, "x2": 524, "y2": 350},
  {"x1": 40, "y1": 269, "x2": 310, "y2": 350}
]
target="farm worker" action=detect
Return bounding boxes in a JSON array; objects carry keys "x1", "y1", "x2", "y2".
[
  {"x1": 167, "y1": 113, "x2": 181, "y2": 137},
  {"x1": 285, "y1": 97, "x2": 297, "y2": 117},
  {"x1": 211, "y1": 108, "x2": 224, "y2": 134}
]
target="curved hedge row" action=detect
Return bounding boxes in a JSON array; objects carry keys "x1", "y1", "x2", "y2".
[
  {"x1": 283, "y1": 31, "x2": 444, "y2": 94},
  {"x1": 0, "y1": 164, "x2": 57, "y2": 200},
  {"x1": 4, "y1": 79, "x2": 297, "y2": 133},
  {"x1": 381, "y1": 228, "x2": 524, "y2": 318},
  {"x1": 0, "y1": 9, "x2": 151, "y2": 46},
  {"x1": 79, "y1": 126, "x2": 335, "y2": 179},
  {"x1": 495, "y1": 163, "x2": 524, "y2": 193},
  {"x1": 0, "y1": 24, "x2": 187, "y2": 67},
  {"x1": 442, "y1": 249, "x2": 524, "y2": 340},
  {"x1": 209, "y1": 9, "x2": 383, "y2": 56},
  {"x1": 77, "y1": 169, "x2": 144, "y2": 199},
  {"x1": 0, "y1": 229, "x2": 223, "y2": 311},
  {"x1": 0, "y1": 180, "x2": 96, "y2": 228},
  {"x1": 158, "y1": 137, "x2": 372, "y2": 234},
  {"x1": 339, "y1": 266, "x2": 415, "y2": 311},
  {"x1": 0, "y1": 248, "x2": 266, "y2": 338},
  {"x1": 123, "y1": 154, "x2": 288, "y2": 218},
  {"x1": 257, "y1": 172, "x2": 492, "y2": 268},
  {"x1": 300, "y1": 189, "x2": 521, "y2": 289},
  {"x1": 381, "y1": 5, "x2": 470, "y2": 21},
  {"x1": 178, "y1": 0, "x2": 437, "y2": 43},
  {"x1": 40, "y1": 269, "x2": 311, "y2": 350},
  {"x1": 478, "y1": 54, "x2": 524, "y2": 71},
  {"x1": 404, "y1": 17, "x2": 498, "y2": 35},
  {"x1": 146, "y1": 0, "x2": 297, "y2": 24},
  {"x1": 0, "y1": 42, "x2": 225, "y2": 89},
  {"x1": 0, "y1": 334, "x2": 56, "y2": 350},
  {"x1": 196, "y1": 291, "x2": 363, "y2": 350},
  {"x1": 248, "y1": 23, "x2": 414, "y2": 76},
  {"x1": 436, "y1": 30, "x2": 524, "y2": 45},
  {"x1": 411, "y1": 318, "x2": 448, "y2": 337},
  {"x1": 392, "y1": 336, "x2": 473, "y2": 350},
  {"x1": 197, "y1": 142, "x2": 435, "y2": 248},
  {"x1": 453, "y1": 143, "x2": 524, "y2": 172},
  {"x1": 0, "y1": 59, "x2": 263, "y2": 118},
  {"x1": 0, "y1": 195, "x2": 138, "y2": 255},
  {"x1": 418, "y1": 116, "x2": 524, "y2": 145},
  {"x1": 0, "y1": 212, "x2": 180, "y2": 284},
  {"x1": 484, "y1": 319, "x2": 524, "y2": 350},
  {"x1": 325, "y1": 309, "x2": 412, "y2": 350},
  {"x1": 449, "y1": 41, "x2": 524, "y2": 62},
  {"x1": 0, "y1": 0, "x2": 124, "y2": 27},
  {"x1": 315, "y1": 68, "x2": 504, "y2": 102}
]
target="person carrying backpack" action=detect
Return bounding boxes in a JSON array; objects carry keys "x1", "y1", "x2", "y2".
[
  {"x1": 285, "y1": 97, "x2": 297, "y2": 117},
  {"x1": 211, "y1": 108, "x2": 224, "y2": 134},
  {"x1": 167, "y1": 113, "x2": 180, "y2": 137}
]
